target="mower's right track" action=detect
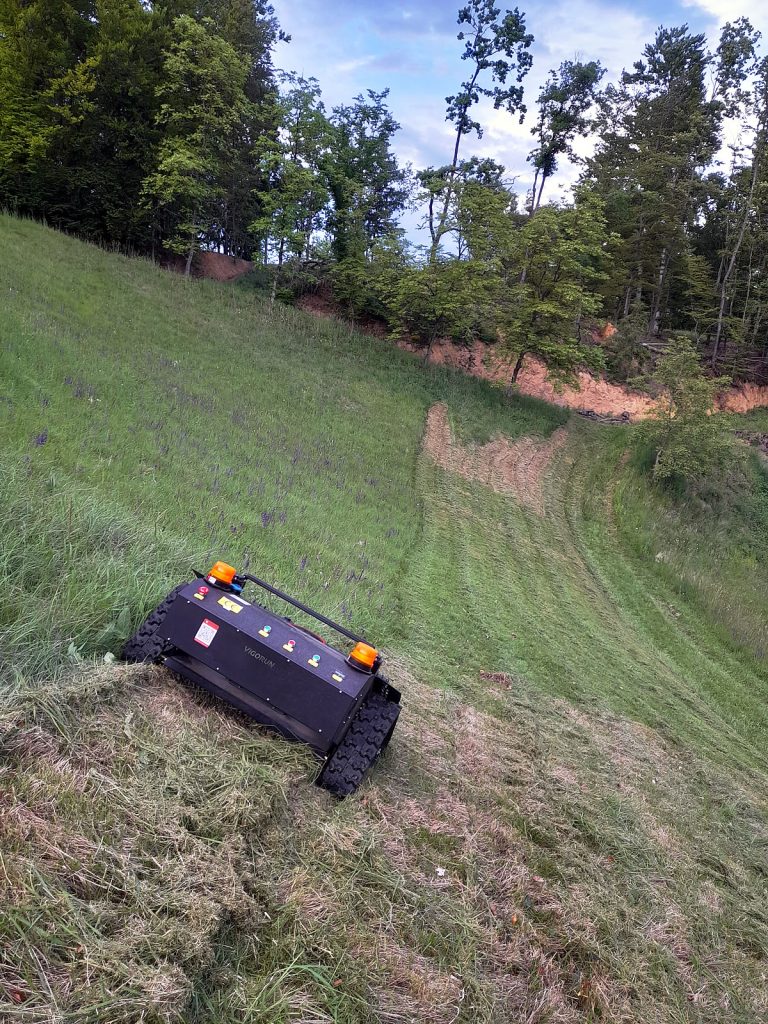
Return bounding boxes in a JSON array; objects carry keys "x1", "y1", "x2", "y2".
[{"x1": 319, "y1": 691, "x2": 400, "y2": 797}]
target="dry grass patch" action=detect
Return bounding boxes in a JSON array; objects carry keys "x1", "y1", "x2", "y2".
[
  {"x1": 422, "y1": 402, "x2": 569, "y2": 514},
  {"x1": 1, "y1": 659, "x2": 767, "y2": 1022}
]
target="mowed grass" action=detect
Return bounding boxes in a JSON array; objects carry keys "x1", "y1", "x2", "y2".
[{"x1": 1, "y1": 215, "x2": 768, "y2": 1023}]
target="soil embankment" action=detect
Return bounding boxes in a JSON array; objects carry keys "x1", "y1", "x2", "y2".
[
  {"x1": 164, "y1": 250, "x2": 252, "y2": 282},
  {"x1": 415, "y1": 338, "x2": 655, "y2": 419},
  {"x1": 297, "y1": 296, "x2": 768, "y2": 421}
]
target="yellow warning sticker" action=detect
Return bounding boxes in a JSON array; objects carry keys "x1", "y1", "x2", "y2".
[{"x1": 218, "y1": 596, "x2": 243, "y2": 614}]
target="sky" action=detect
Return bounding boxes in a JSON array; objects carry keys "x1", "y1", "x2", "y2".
[{"x1": 270, "y1": 0, "x2": 766, "y2": 232}]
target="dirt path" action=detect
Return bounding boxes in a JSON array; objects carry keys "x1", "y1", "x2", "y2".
[{"x1": 422, "y1": 403, "x2": 568, "y2": 514}]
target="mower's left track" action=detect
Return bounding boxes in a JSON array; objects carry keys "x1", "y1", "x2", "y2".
[{"x1": 122, "y1": 585, "x2": 184, "y2": 663}]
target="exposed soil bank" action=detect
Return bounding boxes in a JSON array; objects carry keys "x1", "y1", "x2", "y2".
[
  {"x1": 164, "y1": 250, "x2": 252, "y2": 282},
  {"x1": 297, "y1": 296, "x2": 768, "y2": 421},
  {"x1": 719, "y1": 382, "x2": 768, "y2": 414},
  {"x1": 411, "y1": 338, "x2": 655, "y2": 420}
]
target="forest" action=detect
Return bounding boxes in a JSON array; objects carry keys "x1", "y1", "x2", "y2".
[{"x1": 2, "y1": 0, "x2": 767, "y2": 386}]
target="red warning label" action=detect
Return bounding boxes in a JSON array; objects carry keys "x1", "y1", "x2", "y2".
[{"x1": 194, "y1": 618, "x2": 219, "y2": 648}]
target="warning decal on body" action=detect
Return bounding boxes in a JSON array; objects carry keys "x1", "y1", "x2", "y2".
[{"x1": 194, "y1": 618, "x2": 219, "y2": 648}]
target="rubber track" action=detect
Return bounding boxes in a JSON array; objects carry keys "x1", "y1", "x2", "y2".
[
  {"x1": 121, "y1": 585, "x2": 185, "y2": 663},
  {"x1": 319, "y1": 692, "x2": 400, "y2": 797}
]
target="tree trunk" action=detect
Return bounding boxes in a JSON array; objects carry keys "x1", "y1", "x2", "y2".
[
  {"x1": 534, "y1": 171, "x2": 547, "y2": 211},
  {"x1": 423, "y1": 334, "x2": 437, "y2": 364},
  {"x1": 184, "y1": 243, "x2": 195, "y2": 278},
  {"x1": 650, "y1": 247, "x2": 669, "y2": 336},
  {"x1": 511, "y1": 350, "x2": 528, "y2": 383},
  {"x1": 428, "y1": 67, "x2": 481, "y2": 264},
  {"x1": 713, "y1": 149, "x2": 761, "y2": 368},
  {"x1": 529, "y1": 167, "x2": 539, "y2": 215}
]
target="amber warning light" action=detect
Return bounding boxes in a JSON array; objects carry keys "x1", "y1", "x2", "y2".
[
  {"x1": 207, "y1": 561, "x2": 236, "y2": 586},
  {"x1": 348, "y1": 642, "x2": 378, "y2": 670}
]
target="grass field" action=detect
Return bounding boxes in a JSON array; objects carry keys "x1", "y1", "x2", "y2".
[{"x1": 2, "y1": 214, "x2": 768, "y2": 1023}]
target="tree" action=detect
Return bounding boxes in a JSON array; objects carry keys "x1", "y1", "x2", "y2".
[
  {"x1": 428, "y1": 1, "x2": 533, "y2": 260},
  {"x1": 194, "y1": 0, "x2": 286, "y2": 257},
  {"x1": 383, "y1": 254, "x2": 490, "y2": 359},
  {"x1": 322, "y1": 89, "x2": 409, "y2": 264},
  {"x1": 527, "y1": 58, "x2": 605, "y2": 212},
  {"x1": 585, "y1": 25, "x2": 724, "y2": 335},
  {"x1": 419, "y1": 156, "x2": 511, "y2": 260},
  {"x1": 0, "y1": 0, "x2": 285, "y2": 256},
  {"x1": 710, "y1": 53, "x2": 768, "y2": 370},
  {"x1": 141, "y1": 15, "x2": 251, "y2": 274},
  {"x1": 0, "y1": 0, "x2": 97, "y2": 220},
  {"x1": 250, "y1": 73, "x2": 330, "y2": 272},
  {"x1": 500, "y1": 191, "x2": 613, "y2": 384},
  {"x1": 42, "y1": 0, "x2": 165, "y2": 246},
  {"x1": 640, "y1": 337, "x2": 737, "y2": 485}
]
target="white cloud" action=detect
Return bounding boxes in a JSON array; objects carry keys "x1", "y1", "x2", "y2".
[
  {"x1": 682, "y1": 1, "x2": 768, "y2": 37},
  {"x1": 333, "y1": 55, "x2": 376, "y2": 75}
]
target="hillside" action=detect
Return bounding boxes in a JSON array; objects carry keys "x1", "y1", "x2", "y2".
[{"x1": 1, "y1": 215, "x2": 768, "y2": 1023}]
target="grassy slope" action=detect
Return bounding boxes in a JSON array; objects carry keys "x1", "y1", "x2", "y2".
[{"x1": 1, "y1": 215, "x2": 767, "y2": 1023}]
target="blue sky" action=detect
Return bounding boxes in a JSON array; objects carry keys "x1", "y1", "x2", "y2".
[{"x1": 270, "y1": 1, "x2": 764, "y2": 217}]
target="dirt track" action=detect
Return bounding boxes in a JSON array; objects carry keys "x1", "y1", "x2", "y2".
[{"x1": 422, "y1": 403, "x2": 568, "y2": 514}]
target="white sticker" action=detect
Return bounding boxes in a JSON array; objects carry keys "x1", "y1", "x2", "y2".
[{"x1": 194, "y1": 618, "x2": 219, "y2": 648}]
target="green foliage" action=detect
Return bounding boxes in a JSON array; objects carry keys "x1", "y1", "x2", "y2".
[
  {"x1": 384, "y1": 256, "x2": 490, "y2": 350},
  {"x1": 141, "y1": 16, "x2": 251, "y2": 268},
  {"x1": 250, "y1": 74, "x2": 330, "y2": 265},
  {"x1": 501, "y1": 191, "x2": 614, "y2": 384},
  {"x1": 603, "y1": 303, "x2": 651, "y2": 382},
  {"x1": 323, "y1": 89, "x2": 410, "y2": 263},
  {"x1": 528, "y1": 58, "x2": 605, "y2": 211},
  {"x1": 0, "y1": 0, "x2": 279, "y2": 254},
  {"x1": 447, "y1": 1, "x2": 534, "y2": 135},
  {"x1": 640, "y1": 337, "x2": 740, "y2": 484}
]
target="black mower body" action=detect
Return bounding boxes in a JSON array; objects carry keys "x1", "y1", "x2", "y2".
[
  {"x1": 123, "y1": 568, "x2": 401, "y2": 795},
  {"x1": 160, "y1": 580, "x2": 388, "y2": 754}
]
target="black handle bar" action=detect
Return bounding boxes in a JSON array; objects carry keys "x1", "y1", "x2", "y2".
[{"x1": 239, "y1": 573, "x2": 369, "y2": 647}]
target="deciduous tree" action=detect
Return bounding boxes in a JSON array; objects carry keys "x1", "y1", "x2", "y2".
[
  {"x1": 141, "y1": 15, "x2": 251, "y2": 273},
  {"x1": 428, "y1": 1, "x2": 533, "y2": 260},
  {"x1": 527, "y1": 58, "x2": 605, "y2": 212},
  {"x1": 640, "y1": 337, "x2": 737, "y2": 485}
]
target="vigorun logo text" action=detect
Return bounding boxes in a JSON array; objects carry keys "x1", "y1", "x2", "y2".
[{"x1": 244, "y1": 646, "x2": 275, "y2": 669}]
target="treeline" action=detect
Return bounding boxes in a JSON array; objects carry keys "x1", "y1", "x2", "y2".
[
  {"x1": 0, "y1": 0, "x2": 407, "y2": 269},
  {"x1": 1, "y1": 2, "x2": 767, "y2": 385}
]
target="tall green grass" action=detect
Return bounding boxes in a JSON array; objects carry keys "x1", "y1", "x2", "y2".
[{"x1": 0, "y1": 213, "x2": 563, "y2": 683}]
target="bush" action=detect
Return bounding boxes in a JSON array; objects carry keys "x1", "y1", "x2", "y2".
[{"x1": 639, "y1": 337, "x2": 741, "y2": 487}]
